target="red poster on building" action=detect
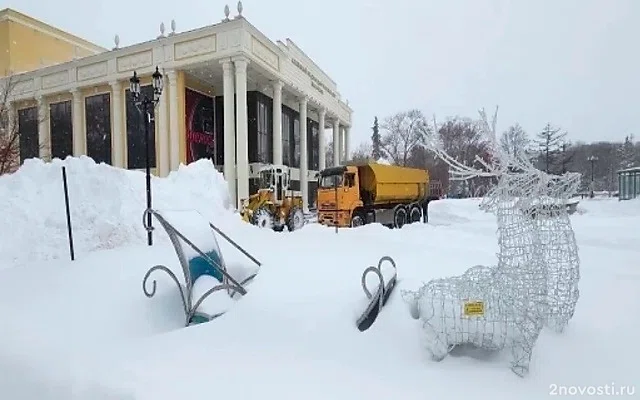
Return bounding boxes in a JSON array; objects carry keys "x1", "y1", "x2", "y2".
[{"x1": 185, "y1": 88, "x2": 216, "y2": 164}]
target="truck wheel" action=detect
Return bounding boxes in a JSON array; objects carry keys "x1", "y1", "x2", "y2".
[
  {"x1": 393, "y1": 206, "x2": 407, "y2": 229},
  {"x1": 286, "y1": 206, "x2": 305, "y2": 231},
  {"x1": 409, "y1": 205, "x2": 422, "y2": 223},
  {"x1": 350, "y1": 214, "x2": 365, "y2": 227},
  {"x1": 251, "y1": 207, "x2": 274, "y2": 229}
]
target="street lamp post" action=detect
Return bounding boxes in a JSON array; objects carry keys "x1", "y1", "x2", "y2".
[
  {"x1": 587, "y1": 155, "x2": 598, "y2": 198},
  {"x1": 130, "y1": 66, "x2": 164, "y2": 246}
]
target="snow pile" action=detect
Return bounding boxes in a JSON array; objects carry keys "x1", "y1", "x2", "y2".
[{"x1": 0, "y1": 156, "x2": 233, "y2": 268}]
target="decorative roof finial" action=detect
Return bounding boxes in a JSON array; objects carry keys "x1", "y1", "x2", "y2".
[
  {"x1": 113, "y1": 34, "x2": 120, "y2": 50},
  {"x1": 170, "y1": 19, "x2": 176, "y2": 35},
  {"x1": 235, "y1": 1, "x2": 243, "y2": 18},
  {"x1": 158, "y1": 22, "x2": 166, "y2": 38},
  {"x1": 223, "y1": 4, "x2": 230, "y2": 21}
]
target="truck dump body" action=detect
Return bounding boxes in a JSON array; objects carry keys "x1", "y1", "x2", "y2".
[{"x1": 357, "y1": 163, "x2": 428, "y2": 205}]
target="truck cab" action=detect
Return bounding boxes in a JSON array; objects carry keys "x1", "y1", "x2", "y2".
[{"x1": 316, "y1": 165, "x2": 363, "y2": 227}]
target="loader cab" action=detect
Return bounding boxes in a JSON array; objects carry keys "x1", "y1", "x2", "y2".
[{"x1": 258, "y1": 164, "x2": 290, "y2": 204}]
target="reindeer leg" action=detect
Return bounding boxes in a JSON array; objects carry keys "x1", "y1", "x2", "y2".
[
  {"x1": 422, "y1": 322, "x2": 450, "y2": 362},
  {"x1": 509, "y1": 337, "x2": 532, "y2": 377}
]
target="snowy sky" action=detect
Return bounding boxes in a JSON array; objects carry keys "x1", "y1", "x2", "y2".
[{"x1": 4, "y1": 0, "x2": 639, "y2": 147}]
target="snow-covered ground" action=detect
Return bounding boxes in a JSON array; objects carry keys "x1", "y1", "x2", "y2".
[{"x1": 0, "y1": 157, "x2": 638, "y2": 399}]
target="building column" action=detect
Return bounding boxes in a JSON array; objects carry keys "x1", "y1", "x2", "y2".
[
  {"x1": 234, "y1": 56, "x2": 250, "y2": 210},
  {"x1": 220, "y1": 59, "x2": 236, "y2": 207},
  {"x1": 272, "y1": 80, "x2": 283, "y2": 165},
  {"x1": 36, "y1": 96, "x2": 50, "y2": 161},
  {"x1": 318, "y1": 108, "x2": 326, "y2": 171},
  {"x1": 157, "y1": 74, "x2": 169, "y2": 177},
  {"x1": 344, "y1": 125, "x2": 350, "y2": 162},
  {"x1": 338, "y1": 126, "x2": 344, "y2": 163},
  {"x1": 299, "y1": 96, "x2": 308, "y2": 212},
  {"x1": 109, "y1": 80, "x2": 124, "y2": 168},
  {"x1": 70, "y1": 88, "x2": 84, "y2": 157},
  {"x1": 332, "y1": 118, "x2": 339, "y2": 167},
  {"x1": 167, "y1": 70, "x2": 180, "y2": 171}
]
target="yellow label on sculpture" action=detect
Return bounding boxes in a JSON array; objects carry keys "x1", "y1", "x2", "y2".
[{"x1": 463, "y1": 301, "x2": 485, "y2": 316}]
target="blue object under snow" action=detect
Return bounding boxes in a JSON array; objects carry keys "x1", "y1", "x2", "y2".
[{"x1": 188, "y1": 250, "x2": 224, "y2": 283}]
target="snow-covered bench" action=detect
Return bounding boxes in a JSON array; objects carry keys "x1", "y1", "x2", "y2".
[
  {"x1": 141, "y1": 209, "x2": 259, "y2": 326},
  {"x1": 566, "y1": 198, "x2": 579, "y2": 215},
  {"x1": 356, "y1": 256, "x2": 398, "y2": 331}
]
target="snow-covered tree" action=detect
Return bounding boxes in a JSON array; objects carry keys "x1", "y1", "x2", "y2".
[
  {"x1": 0, "y1": 76, "x2": 20, "y2": 175},
  {"x1": 371, "y1": 116, "x2": 383, "y2": 160},
  {"x1": 500, "y1": 123, "x2": 532, "y2": 161},
  {"x1": 534, "y1": 123, "x2": 569, "y2": 174},
  {"x1": 618, "y1": 134, "x2": 636, "y2": 169},
  {"x1": 324, "y1": 139, "x2": 334, "y2": 168},
  {"x1": 350, "y1": 141, "x2": 374, "y2": 163},
  {"x1": 380, "y1": 109, "x2": 432, "y2": 166}
]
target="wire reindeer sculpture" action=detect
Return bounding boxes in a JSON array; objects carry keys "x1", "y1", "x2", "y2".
[{"x1": 402, "y1": 107, "x2": 581, "y2": 377}]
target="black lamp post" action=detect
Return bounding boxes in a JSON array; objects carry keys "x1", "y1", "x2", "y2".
[
  {"x1": 130, "y1": 66, "x2": 164, "y2": 246},
  {"x1": 587, "y1": 155, "x2": 598, "y2": 198}
]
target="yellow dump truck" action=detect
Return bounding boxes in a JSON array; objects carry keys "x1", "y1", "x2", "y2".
[{"x1": 316, "y1": 162, "x2": 439, "y2": 228}]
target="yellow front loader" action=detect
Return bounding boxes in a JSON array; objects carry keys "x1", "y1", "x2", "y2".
[{"x1": 240, "y1": 165, "x2": 305, "y2": 232}]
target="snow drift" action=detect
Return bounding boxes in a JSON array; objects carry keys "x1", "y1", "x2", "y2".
[{"x1": 0, "y1": 156, "x2": 234, "y2": 268}]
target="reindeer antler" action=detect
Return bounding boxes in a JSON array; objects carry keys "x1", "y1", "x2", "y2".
[{"x1": 426, "y1": 106, "x2": 504, "y2": 181}]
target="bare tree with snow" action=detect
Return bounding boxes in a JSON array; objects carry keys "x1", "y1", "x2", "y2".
[
  {"x1": 380, "y1": 109, "x2": 432, "y2": 166},
  {"x1": 350, "y1": 141, "x2": 374, "y2": 163},
  {"x1": 0, "y1": 76, "x2": 21, "y2": 175},
  {"x1": 618, "y1": 134, "x2": 636, "y2": 169},
  {"x1": 0, "y1": 75, "x2": 48, "y2": 175},
  {"x1": 535, "y1": 123, "x2": 569, "y2": 174},
  {"x1": 500, "y1": 123, "x2": 532, "y2": 161},
  {"x1": 324, "y1": 139, "x2": 334, "y2": 168}
]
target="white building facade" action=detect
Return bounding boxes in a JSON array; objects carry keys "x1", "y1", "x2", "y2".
[{"x1": 4, "y1": 4, "x2": 353, "y2": 211}]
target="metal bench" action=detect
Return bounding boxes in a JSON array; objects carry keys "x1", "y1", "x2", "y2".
[
  {"x1": 356, "y1": 256, "x2": 397, "y2": 331},
  {"x1": 141, "y1": 208, "x2": 261, "y2": 326}
]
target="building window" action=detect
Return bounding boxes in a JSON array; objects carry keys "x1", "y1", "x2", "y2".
[
  {"x1": 280, "y1": 106, "x2": 302, "y2": 168},
  {"x1": 214, "y1": 97, "x2": 224, "y2": 166},
  {"x1": 185, "y1": 88, "x2": 215, "y2": 164},
  {"x1": 282, "y1": 111, "x2": 290, "y2": 166},
  {"x1": 49, "y1": 100, "x2": 73, "y2": 160},
  {"x1": 85, "y1": 93, "x2": 112, "y2": 165},
  {"x1": 17, "y1": 107, "x2": 39, "y2": 163},
  {"x1": 308, "y1": 180, "x2": 318, "y2": 209},
  {"x1": 125, "y1": 85, "x2": 156, "y2": 169},
  {"x1": 255, "y1": 96, "x2": 272, "y2": 163},
  {"x1": 292, "y1": 117, "x2": 300, "y2": 168},
  {"x1": 313, "y1": 123, "x2": 319, "y2": 170},
  {"x1": 307, "y1": 119, "x2": 319, "y2": 170}
]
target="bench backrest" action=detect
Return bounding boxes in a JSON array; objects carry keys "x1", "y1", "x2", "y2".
[{"x1": 152, "y1": 209, "x2": 228, "y2": 290}]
